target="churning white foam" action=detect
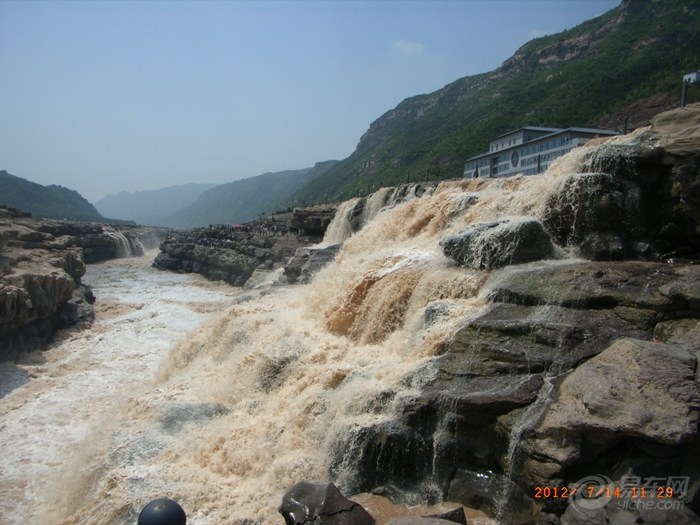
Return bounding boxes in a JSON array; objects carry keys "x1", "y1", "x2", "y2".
[
  {"x1": 1, "y1": 134, "x2": 637, "y2": 525},
  {"x1": 0, "y1": 252, "x2": 237, "y2": 525}
]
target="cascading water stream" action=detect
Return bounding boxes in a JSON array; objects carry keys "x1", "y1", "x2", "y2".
[
  {"x1": 103, "y1": 227, "x2": 145, "y2": 258},
  {"x1": 1, "y1": 132, "x2": 651, "y2": 525},
  {"x1": 493, "y1": 376, "x2": 555, "y2": 524}
]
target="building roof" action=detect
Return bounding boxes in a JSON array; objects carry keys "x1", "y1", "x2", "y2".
[
  {"x1": 491, "y1": 126, "x2": 562, "y2": 140},
  {"x1": 466, "y1": 126, "x2": 619, "y2": 162}
]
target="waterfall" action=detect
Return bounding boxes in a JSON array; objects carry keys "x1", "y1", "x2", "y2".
[
  {"x1": 321, "y1": 198, "x2": 360, "y2": 246},
  {"x1": 494, "y1": 377, "x2": 555, "y2": 523},
  {"x1": 103, "y1": 227, "x2": 145, "y2": 258},
  {"x1": 321, "y1": 184, "x2": 439, "y2": 247},
  {"x1": 2, "y1": 130, "x2": 660, "y2": 525}
]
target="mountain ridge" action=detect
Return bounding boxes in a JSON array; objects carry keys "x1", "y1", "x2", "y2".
[
  {"x1": 158, "y1": 160, "x2": 339, "y2": 228},
  {"x1": 0, "y1": 170, "x2": 112, "y2": 222},
  {"x1": 291, "y1": 0, "x2": 700, "y2": 203},
  {"x1": 95, "y1": 183, "x2": 219, "y2": 226}
]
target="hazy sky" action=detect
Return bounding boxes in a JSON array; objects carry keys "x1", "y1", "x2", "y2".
[{"x1": 0, "y1": 0, "x2": 619, "y2": 203}]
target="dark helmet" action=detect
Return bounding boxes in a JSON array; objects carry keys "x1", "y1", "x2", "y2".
[{"x1": 137, "y1": 498, "x2": 186, "y2": 525}]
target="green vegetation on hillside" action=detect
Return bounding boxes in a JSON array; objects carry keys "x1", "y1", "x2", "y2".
[
  {"x1": 160, "y1": 161, "x2": 339, "y2": 228},
  {"x1": 293, "y1": 0, "x2": 700, "y2": 203},
  {"x1": 95, "y1": 183, "x2": 219, "y2": 226},
  {"x1": 0, "y1": 170, "x2": 109, "y2": 222}
]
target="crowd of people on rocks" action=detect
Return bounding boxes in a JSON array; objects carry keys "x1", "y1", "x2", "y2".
[{"x1": 165, "y1": 220, "x2": 298, "y2": 248}]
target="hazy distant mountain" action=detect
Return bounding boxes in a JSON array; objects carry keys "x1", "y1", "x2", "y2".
[
  {"x1": 292, "y1": 0, "x2": 700, "y2": 202},
  {"x1": 160, "y1": 161, "x2": 339, "y2": 228},
  {"x1": 95, "y1": 183, "x2": 218, "y2": 226},
  {"x1": 0, "y1": 170, "x2": 108, "y2": 222}
]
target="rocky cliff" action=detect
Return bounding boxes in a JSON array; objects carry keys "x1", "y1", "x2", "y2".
[
  {"x1": 321, "y1": 105, "x2": 700, "y2": 525},
  {"x1": 0, "y1": 209, "x2": 168, "y2": 359}
]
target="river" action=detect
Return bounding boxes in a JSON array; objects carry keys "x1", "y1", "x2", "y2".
[
  {"x1": 1, "y1": 136, "x2": 639, "y2": 525},
  {"x1": 0, "y1": 253, "x2": 237, "y2": 524}
]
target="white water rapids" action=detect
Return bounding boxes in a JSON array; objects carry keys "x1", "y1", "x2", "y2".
[
  {"x1": 0, "y1": 132, "x2": 648, "y2": 525},
  {"x1": 0, "y1": 253, "x2": 237, "y2": 524}
]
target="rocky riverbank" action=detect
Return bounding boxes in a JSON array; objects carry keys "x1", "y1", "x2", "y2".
[
  {"x1": 152, "y1": 206, "x2": 339, "y2": 287},
  {"x1": 0, "y1": 208, "x2": 169, "y2": 359}
]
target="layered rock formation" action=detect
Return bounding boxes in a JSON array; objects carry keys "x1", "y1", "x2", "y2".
[
  {"x1": 153, "y1": 209, "x2": 339, "y2": 286},
  {"x1": 154, "y1": 233, "x2": 309, "y2": 287},
  {"x1": 325, "y1": 105, "x2": 700, "y2": 525},
  {"x1": 0, "y1": 208, "x2": 167, "y2": 359}
]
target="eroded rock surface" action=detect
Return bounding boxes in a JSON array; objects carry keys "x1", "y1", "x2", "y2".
[
  {"x1": 0, "y1": 207, "x2": 167, "y2": 358},
  {"x1": 328, "y1": 105, "x2": 700, "y2": 525}
]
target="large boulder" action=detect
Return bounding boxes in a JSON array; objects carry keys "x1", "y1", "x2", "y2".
[
  {"x1": 543, "y1": 105, "x2": 700, "y2": 261},
  {"x1": 326, "y1": 260, "x2": 700, "y2": 523},
  {"x1": 440, "y1": 218, "x2": 558, "y2": 270},
  {"x1": 542, "y1": 171, "x2": 640, "y2": 252},
  {"x1": 279, "y1": 481, "x2": 375, "y2": 525},
  {"x1": 521, "y1": 338, "x2": 700, "y2": 488},
  {"x1": 284, "y1": 245, "x2": 341, "y2": 284},
  {"x1": 153, "y1": 233, "x2": 314, "y2": 287}
]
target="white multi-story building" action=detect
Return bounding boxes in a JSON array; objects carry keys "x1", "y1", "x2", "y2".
[{"x1": 463, "y1": 126, "x2": 618, "y2": 179}]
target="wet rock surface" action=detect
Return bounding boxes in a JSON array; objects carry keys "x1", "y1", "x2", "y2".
[
  {"x1": 328, "y1": 106, "x2": 700, "y2": 525},
  {"x1": 154, "y1": 234, "x2": 311, "y2": 287},
  {"x1": 284, "y1": 244, "x2": 342, "y2": 284},
  {"x1": 441, "y1": 218, "x2": 559, "y2": 270},
  {"x1": 279, "y1": 481, "x2": 376, "y2": 525},
  {"x1": 153, "y1": 209, "x2": 344, "y2": 287}
]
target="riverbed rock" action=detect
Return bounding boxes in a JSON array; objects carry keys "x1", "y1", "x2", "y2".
[
  {"x1": 440, "y1": 218, "x2": 558, "y2": 270},
  {"x1": 520, "y1": 338, "x2": 700, "y2": 487},
  {"x1": 542, "y1": 171, "x2": 638, "y2": 250},
  {"x1": 154, "y1": 235, "x2": 306, "y2": 287},
  {"x1": 1, "y1": 209, "x2": 167, "y2": 358},
  {"x1": 329, "y1": 259, "x2": 700, "y2": 524},
  {"x1": 279, "y1": 481, "x2": 375, "y2": 525},
  {"x1": 284, "y1": 244, "x2": 341, "y2": 284},
  {"x1": 542, "y1": 105, "x2": 700, "y2": 262}
]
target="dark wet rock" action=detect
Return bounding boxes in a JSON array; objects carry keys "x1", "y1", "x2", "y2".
[
  {"x1": 542, "y1": 107, "x2": 700, "y2": 262},
  {"x1": 153, "y1": 232, "x2": 311, "y2": 287},
  {"x1": 291, "y1": 206, "x2": 339, "y2": 237},
  {"x1": 56, "y1": 283, "x2": 96, "y2": 327},
  {"x1": 447, "y1": 468, "x2": 534, "y2": 525},
  {"x1": 542, "y1": 172, "x2": 639, "y2": 248},
  {"x1": 284, "y1": 245, "x2": 341, "y2": 284},
  {"x1": 422, "y1": 507, "x2": 467, "y2": 525},
  {"x1": 159, "y1": 402, "x2": 229, "y2": 433},
  {"x1": 423, "y1": 300, "x2": 460, "y2": 328},
  {"x1": 440, "y1": 218, "x2": 558, "y2": 270},
  {"x1": 279, "y1": 481, "x2": 375, "y2": 525},
  {"x1": 330, "y1": 422, "x2": 432, "y2": 497},
  {"x1": 485, "y1": 261, "x2": 699, "y2": 314},
  {"x1": 328, "y1": 259, "x2": 700, "y2": 524},
  {"x1": 521, "y1": 338, "x2": 700, "y2": 487},
  {"x1": 443, "y1": 302, "x2": 646, "y2": 376},
  {"x1": 579, "y1": 231, "x2": 625, "y2": 261}
]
